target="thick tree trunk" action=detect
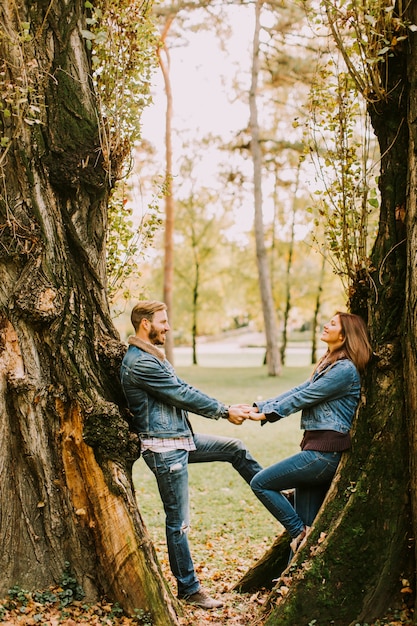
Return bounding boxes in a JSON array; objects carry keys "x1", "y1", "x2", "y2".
[
  {"x1": 236, "y1": 21, "x2": 414, "y2": 626},
  {"x1": 404, "y1": 7, "x2": 417, "y2": 620},
  {"x1": 0, "y1": 2, "x2": 177, "y2": 623}
]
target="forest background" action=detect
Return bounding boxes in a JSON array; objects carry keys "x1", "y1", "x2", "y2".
[{"x1": 108, "y1": 0, "x2": 368, "y2": 358}]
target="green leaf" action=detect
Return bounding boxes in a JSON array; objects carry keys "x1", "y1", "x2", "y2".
[{"x1": 80, "y1": 29, "x2": 95, "y2": 40}]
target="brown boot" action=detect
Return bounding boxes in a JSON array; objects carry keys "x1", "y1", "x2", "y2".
[{"x1": 179, "y1": 588, "x2": 224, "y2": 609}]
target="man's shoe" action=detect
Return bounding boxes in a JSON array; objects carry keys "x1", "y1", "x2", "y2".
[{"x1": 179, "y1": 588, "x2": 224, "y2": 609}]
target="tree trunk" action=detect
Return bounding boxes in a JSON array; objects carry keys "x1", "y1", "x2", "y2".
[
  {"x1": 280, "y1": 164, "x2": 300, "y2": 365},
  {"x1": 0, "y1": 2, "x2": 177, "y2": 623},
  {"x1": 236, "y1": 16, "x2": 414, "y2": 626},
  {"x1": 311, "y1": 253, "x2": 326, "y2": 364},
  {"x1": 234, "y1": 532, "x2": 291, "y2": 592},
  {"x1": 404, "y1": 5, "x2": 417, "y2": 620},
  {"x1": 250, "y1": 0, "x2": 281, "y2": 376},
  {"x1": 159, "y1": 17, "x2": 175, "y2": 364},
  {"x1": 192, "y1": 254, "x2": 199, "y2": 366}
]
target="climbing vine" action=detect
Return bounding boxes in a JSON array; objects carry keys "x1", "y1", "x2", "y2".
[
  {"x1": 83, "y1": 0, "x2": 163, "y2": 298},
  {"x1": 303, "y1": 0, "x2": 415, "y2": 291},
  {"x1": 320, "y1": 0, "x2": 416, "y2": 103},
  {"x1": 305, "y1": 63, "x2": 379, "y2": 290},
  {"x1": 0, "y1": 19, "x2": 44, "y2": 167},
  {"x1": 85, "y1": 0, "x2": 159, "y2": 181}
]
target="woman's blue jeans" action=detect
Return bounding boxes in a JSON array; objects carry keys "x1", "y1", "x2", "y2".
[
  {"x1": 142, "y1": 433, "x2": 262, "y2": 596},
  {"x1": 250, "y1": 450, "x2": 341, "y2": 538}
]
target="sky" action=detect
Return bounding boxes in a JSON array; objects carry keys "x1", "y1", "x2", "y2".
[{"x1": 141, "y1": 6, "x2": 253, "y2": 139}]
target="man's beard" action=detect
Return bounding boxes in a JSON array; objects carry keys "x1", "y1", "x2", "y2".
[{"x1": 149, "y1": 325, "x2": 165, "y2": 345}]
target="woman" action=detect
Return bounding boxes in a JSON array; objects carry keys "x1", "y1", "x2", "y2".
[{"x1": 249, "y1": 312, "x2": 372, "y2": 553}]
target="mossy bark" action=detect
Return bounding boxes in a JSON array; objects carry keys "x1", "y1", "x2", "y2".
[
  {"x1": 404, "y1": 6, "x2": 417, "y2": 623},
  {"x1": 0, "y1": 2, "x2": 178, "y2": 624}
]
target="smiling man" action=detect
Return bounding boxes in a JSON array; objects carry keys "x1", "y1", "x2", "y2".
[{"x1": 120, "y1": 300, "x2": 262, "y2": 609}]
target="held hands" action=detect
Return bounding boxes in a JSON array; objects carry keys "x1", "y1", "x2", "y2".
[
  {"x1": 227, "y1": 404, "x2": 265, "y2": 425},
  {"x1": 227, "y1": 404, "x2": 252, "y2": 425},
  {"x1": 247, "y1": 409, "x2": 266, "y2": 421}
]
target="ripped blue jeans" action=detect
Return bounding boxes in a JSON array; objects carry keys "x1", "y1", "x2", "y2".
[{"x1": 142, "y1": 433, "x2": 262, "y2": 596}]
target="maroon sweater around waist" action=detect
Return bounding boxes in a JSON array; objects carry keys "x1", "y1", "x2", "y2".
[{"x1": 301, "y1": 429, "x2": 351, "y2": 452}]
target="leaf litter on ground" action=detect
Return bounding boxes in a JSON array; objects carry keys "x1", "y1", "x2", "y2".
[{"x1": 0, "y1": 556, "x2": 413, "y2": 626}]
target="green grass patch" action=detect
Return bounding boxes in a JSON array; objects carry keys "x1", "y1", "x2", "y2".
[{"x1": 133, "y1": 364, "x2": 311, "y2": 584}]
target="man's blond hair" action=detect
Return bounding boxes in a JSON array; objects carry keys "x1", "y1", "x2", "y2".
[{"x1": 131, "y1": 300, "x2": 167, "y2": 332}]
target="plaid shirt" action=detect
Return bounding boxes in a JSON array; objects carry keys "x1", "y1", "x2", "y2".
[{"x1": 140, "y1": 436, "x2": 196, "y2": 453}]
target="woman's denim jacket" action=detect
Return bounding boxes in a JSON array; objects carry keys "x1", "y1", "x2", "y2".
[
  {"x1": 255, "y1": 359, "x2": 360, "y2": 434},
  {"x1": 120, "y1": 337, "x2": 228, "y2": 438}
]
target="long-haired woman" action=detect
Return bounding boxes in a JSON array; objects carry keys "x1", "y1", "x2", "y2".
[{"x1": 249, "y1": 312, "x2": 372, "y2": 553}]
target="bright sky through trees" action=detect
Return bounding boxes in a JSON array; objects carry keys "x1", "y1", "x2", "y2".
[
  {"x1": 139, "y1": 5, "x2": 257, "y2": 237},
  {"x1": 137, "y1": 4, "x2": 317, "y2": 245}
]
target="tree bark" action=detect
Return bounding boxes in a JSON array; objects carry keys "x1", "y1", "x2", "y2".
[
  {"x1": 404, "y1": 5, "x2": 417, "y2": 620},
  {"x1": 0, "y1": 2, "x2": 177, "y2": 623},
  {"x1": 250, "y1": 0, "x2": 281, "y2": 376}
]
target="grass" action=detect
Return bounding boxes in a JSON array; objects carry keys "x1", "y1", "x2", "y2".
[{"x1": 132, "y1": 364, "x2": 312, "y2": 588}]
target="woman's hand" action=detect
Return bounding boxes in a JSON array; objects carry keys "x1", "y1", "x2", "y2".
[{"x1": 248, "y1": 410, "x2": 266, "y2": 421}]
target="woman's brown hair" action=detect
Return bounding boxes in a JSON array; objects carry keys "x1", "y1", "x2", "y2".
[{"x1": 315, "y1": 312, "x2": 372, "y2": 374}]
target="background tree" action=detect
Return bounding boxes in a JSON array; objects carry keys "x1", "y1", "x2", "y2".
[
  {"x1": 0, "y1": 1, "x2": 178, "y2": 623},
  {"x1": 278, "y1": 162, "x2": 300, "y2": 364},
  {"x1": 157, "y1": 14, "x2": 176, "y2": 364},
  {"x1": 250, "y1": 0, "x2": 281, "y2": 376},
  {"x1": 151, "y1": 0, "x2": 240, "y2": 363},
  {"x1": 173, "y1": 184, "x2": 233, "y2": 364},
  {"x1": 311, "y1": 251, "x2": 327, "y2": 363}
]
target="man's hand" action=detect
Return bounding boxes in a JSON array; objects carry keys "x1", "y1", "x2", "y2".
[{"x1": 227, "y1": 404, "x2": 252, "y2": 425}]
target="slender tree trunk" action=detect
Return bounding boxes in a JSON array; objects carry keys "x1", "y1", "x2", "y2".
[
  {"x1": 250, "y1": 0, "x2": 281, "y2": 376},
  {"x1": 158, "y1": 17, "x2": 175, "y2": 364},
  {"x1": 0, "y1": 2, "x2": 177, "y2": 623},
  {"x1": 270, "y1": 166, "x2": 279, "y2": 288},
  {"x1": 192, "y1": 256, "x2": 199, "y2": 366},
  {"x1": 311, "y1": 252, "x2": 326, "y2": 364},
  {"x1": 280, "y1": 164, "x2": 300, "y2": 365}
]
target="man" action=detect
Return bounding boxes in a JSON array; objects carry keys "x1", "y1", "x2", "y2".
[{"x1": 120, "y1": 300, "x2": 262, "y2": 610}]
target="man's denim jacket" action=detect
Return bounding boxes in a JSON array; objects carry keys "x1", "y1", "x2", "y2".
[
  {"x1": 120, "y1": 337, "x2": 228, "y2": 438},
  {"x1": 255, "y1": 359, "x2": 360, "y2": 434}
]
